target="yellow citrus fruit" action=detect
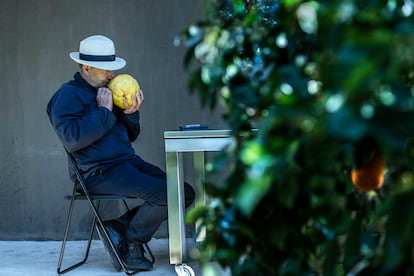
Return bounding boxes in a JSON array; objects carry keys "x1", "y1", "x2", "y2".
[{"x1": 108, "y1": 74, "x2": 140, "y2": 109}]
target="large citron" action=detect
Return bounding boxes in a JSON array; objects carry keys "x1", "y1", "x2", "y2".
[{"x1": 108, "y1": 74, "x2": 140, "y2": 109}]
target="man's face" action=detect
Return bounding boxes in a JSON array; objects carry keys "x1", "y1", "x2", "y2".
[{"x1": 82, "y1": 65, "x2": 114, "y2": 88}]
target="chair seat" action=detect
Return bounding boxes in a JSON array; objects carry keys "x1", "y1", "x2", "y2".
[{"x1": 65, "y1": 194, "x2": 135, "y2": 201}]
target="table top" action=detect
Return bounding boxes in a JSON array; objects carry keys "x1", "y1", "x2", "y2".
[{"x1": 164, "y1": 129, "x2": 232, "y2": 139}]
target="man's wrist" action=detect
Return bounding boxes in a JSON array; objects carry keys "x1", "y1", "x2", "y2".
[{"x1": 100, "y1": 105, "x2": 113, "y2": 112}]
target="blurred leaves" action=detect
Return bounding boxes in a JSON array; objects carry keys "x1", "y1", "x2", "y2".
[{"x1": 179, "y1": 0, "x2": 414, "y2": 275}]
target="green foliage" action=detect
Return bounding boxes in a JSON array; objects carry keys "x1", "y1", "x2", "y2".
[{"x1": 179, "y1": 0, "x2": 414, "y2": 275}]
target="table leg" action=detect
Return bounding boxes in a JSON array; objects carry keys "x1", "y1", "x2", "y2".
[
  {"x1": 193, "y1": 151, "x2": 206, "y2": 242},
  {"x1": 166, "y1": 151, "x2": 186, "y2": 265}
]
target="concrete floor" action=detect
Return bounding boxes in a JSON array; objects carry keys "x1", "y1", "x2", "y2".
[{"x1": 0, "y1": 239, "x2": 228, "y2": 276}]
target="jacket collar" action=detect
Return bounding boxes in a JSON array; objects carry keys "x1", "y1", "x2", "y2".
[{"x1": 73, "y1": 72, "x2": 98, "y2": 93}]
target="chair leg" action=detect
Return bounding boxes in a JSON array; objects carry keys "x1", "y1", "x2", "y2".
[
  {"x1": 58, "y1": 193, "x2": 146, "y2": 275},
  {"x1": 144, "y1": 242, "x2": 155, "y2": 264},
  {"x1": 122, "y1": 199, "x2": 130, "y2": 211},
  {"x1": 57, "y1": 192, "x2": 95, "y2": 274}
]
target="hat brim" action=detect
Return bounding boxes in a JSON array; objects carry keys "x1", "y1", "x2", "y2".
[{"x1": 69, "y1": 52, "x2": 126, "y2": 71}]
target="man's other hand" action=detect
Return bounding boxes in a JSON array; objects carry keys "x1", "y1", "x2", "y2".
[
  {"x1": 124, "y1": 90, "x2": 144, "y2": 114},
  {"x1": 97, "y1": 87, "x2": 113, "y2": 112}
]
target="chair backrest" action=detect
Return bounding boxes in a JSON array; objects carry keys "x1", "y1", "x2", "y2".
[
  {"x1": 63, "y1": 149, "x2": 135, "y2": 231},
  {"x1": 65, "y1": 149, "x2": 91, "y2": 196},
  {"x1": 64, "y1": 149, "x2": 134, "y2": 200}
]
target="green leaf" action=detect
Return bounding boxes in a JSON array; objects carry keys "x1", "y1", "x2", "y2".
[{"x1": 185, "y1": 205, "x2": 208, "y2": 224}]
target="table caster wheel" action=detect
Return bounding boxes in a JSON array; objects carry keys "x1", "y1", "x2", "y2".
[{"x1": 175, "y1": 263, "x2": 195, "y2": 276}]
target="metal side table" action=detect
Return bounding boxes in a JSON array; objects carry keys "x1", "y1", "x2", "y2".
[{"x1": 164, "y1": 129, "x2": 232, "y2": 275}]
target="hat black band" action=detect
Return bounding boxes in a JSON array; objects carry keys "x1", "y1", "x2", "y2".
[{"x1": 79, "y1": 53, "x2": 116, "y2": 62}]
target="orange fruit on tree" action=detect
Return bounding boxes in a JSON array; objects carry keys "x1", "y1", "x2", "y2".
[{"x1": 351, "y1": 152, "x2": 385, "y2": 191}]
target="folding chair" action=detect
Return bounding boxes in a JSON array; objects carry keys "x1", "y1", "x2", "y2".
[{"x1": 57, "y1": 150, "x2": 154, "y2": 275}]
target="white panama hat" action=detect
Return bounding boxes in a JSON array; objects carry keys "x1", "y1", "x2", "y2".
[{"x1": 69, "y1": 35, "x2": 126, "y2": 71}]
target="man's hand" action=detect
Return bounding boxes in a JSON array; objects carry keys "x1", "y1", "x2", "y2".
[
  {"x1": 96, "y1": 87, "x2": 113, "y2": 112},
  {"x1": 124, "y1": 90, "x2": 144, "y2": 114}
]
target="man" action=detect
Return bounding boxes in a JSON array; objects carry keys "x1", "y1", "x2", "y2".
[{"x1": 47, "y1": 35, "x2": 195, "y2": 271}]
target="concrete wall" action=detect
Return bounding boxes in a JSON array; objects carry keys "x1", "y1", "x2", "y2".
[{"x1": 0, "y1": 0, "x2": 224, "y2": 240}]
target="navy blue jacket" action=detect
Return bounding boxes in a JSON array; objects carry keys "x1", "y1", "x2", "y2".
[{"x1": 47, "y1": 72, "x2": 141, "y2": 178}]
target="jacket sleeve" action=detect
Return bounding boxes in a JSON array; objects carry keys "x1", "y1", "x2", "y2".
[
  {"x1": 113, "y1": 106, "x2": 141, "y2": 141},
  {"x1": 47, "y1": 88, "x2": 117, "y2": 152}
]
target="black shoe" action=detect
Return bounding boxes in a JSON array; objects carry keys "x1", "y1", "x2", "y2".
[
  {"x1": 122, "y1": 241, "x2": 153, "y2": 271},
  {"x1": 96, "y1": 221, "x2": 124, "y2": 271}
]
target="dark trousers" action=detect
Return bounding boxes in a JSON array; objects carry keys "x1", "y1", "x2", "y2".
[{"x1": 84, "y1": 155, "x2": 195, "y2": 243}]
